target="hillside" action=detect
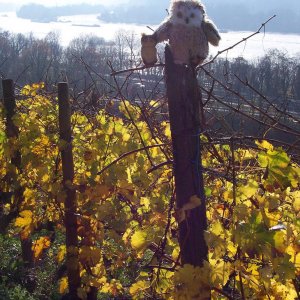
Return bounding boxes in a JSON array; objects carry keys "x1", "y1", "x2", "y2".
[{"x1": 16, "y1": 1, "x2": 300, "y2": 34}]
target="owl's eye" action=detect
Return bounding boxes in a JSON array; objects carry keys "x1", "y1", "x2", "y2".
[
  {"x1": 190, "y1": 13, "x2": 195, "y2": 18},
  {"x1": 177, "y1": 11, "x2": 183, "y2": 18}
]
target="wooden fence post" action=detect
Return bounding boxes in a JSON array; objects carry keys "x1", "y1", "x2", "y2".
[
  {"x1": 1, "y1": 79, "x2": 20, "y2": 232},
  {"x1": 2, "y1": 79, "x2": 23, "y2": 185},
  {"x1": 165, "y1": 46, "x2": 209, "y2": 296},
  {"x1": 1, "y1": 79, "x2": 34, "y2": 273},
  {"x1": 58, "y1": 82, "x2": 81, "y2": 299},
  {"x1": 1, "y1": 79, "x2": 24, "y2": 228}
]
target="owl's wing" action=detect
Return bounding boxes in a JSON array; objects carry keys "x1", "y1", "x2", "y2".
[
  {"x1": 202, "y1": 18, "x2": 221, "y2": 47},
  {"x1": 153, "y1": 19, "x2": 173, "y2": 43}
]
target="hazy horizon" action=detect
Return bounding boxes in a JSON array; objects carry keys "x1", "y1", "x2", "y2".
[
  {"x1": 1, "y1": 0, "x2": 300, "y2": 37},
  {"x1": 0, "y1": 0, "x2": 128, "y2": 8}
]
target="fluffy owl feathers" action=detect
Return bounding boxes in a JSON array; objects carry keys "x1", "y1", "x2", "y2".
[
  {"x1": 141, "y1": 0, "x2": 221, "y2": 67},
  {"x1": 168, "y1": 0, "x2": 205, "y2": 27}
]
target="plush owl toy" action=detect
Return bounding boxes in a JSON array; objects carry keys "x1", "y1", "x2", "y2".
[{"x1": 141, "y1": 0, "x2": 221, "y2": 67}]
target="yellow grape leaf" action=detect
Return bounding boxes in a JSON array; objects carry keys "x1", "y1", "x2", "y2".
[
  {"x1": 205, "y1": 222, "x2": 227, "y2": 258},
  {"x1": 80, "y1": 246, "x2": 102, "y2": 265},
  {"x1": 32, "y1": 236, "x2": 51, "y2": 260},
  {"x1": 101, "y1": 279, "x2": 123, "y2": 297},
  {"x1": 150, "y1": 100, "x2": 159, "y2": 108},
  {"x1": 174, "y1": 264, "x2": 210, "y2": 299},
  {"x1": 31, "y1": 236, "x2": 50, "y2": 259},
  {"x1": 210, "y1": 221, "x2": 225, "y2": 237},
  {"x1": 236, "y1": 179, "x2": 259, "y2": 202},
  {"x1": 23, "y1": 188, "x2": 34, "y2": 203},
  {"x1": 292, "y1": 191, "x2": 300, "y2": 212},
  {"x1": 15, "y1": 210, "x2": 33, "y2": 227},
  {"x1": 122, "y1": 228, "x2": 132, "y2": 245},
  {"x1": 273, "y1": 282, "x2": 298, "y2": 299},
  {"x1": 223, "y1": 190, "x2": 232, "y2": 202},
  {"x1": 41, "y1": 174, "x2": 50, "y2": 183},
  {"x1": 210, "y1": 259, "x2": 231, "y2": 287},
  {"x1": 122, "y1": 132, "x2": 131, "y2": 142},
  {"x1": 131, "y1": 230, "x2": 147, "y2": 251},
  {"x1": 32, "y1": 82, "x2": 45, "y2": 89},
  {"x1": 172, "y1": 246, "x2": 180, "y2": 261},
  {"x1": 140, "y1": 197, "x2": 150, "y2": 210},
  {"x1": 256, "y1": 140, "x2": 274, "y2": 151},
  {"x1": 21, "y1": 85, "x2": 31, "y2": 96},
  {"x1": 227, "y1": 241, "x2": 237, "y2": 256},
  {"x1": 90, "y1": 263, "x2": 106, "y2": 279},
  {"x1": 57, "y1": 245, "x2": 67, "y2": 263},
  {"x1": 21, "y1": 83, "x2": 44, "y2": 96},
  {"x1": 129, "y1": 280, "x2": 149, "y2": 297},
  {"x1": 273, "y1": 231, "x2": 287, "y2": 253},
  {"x1": 59, "y1": 277, "x2": 68, "y2": 294},
  {"x1": 164, "y1": 124, "x2": 171, "y2": 138}
]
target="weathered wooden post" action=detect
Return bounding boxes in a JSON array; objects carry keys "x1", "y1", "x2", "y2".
[
  {"x1": 165, "y1": 46, "x2": 209, "y2": 296},
  {"x1": 1, "y1": 79, "x2": 34, "y2": 271},
  {"x1": 58, "y1": 82, "x2": 81, "y2": 299},
  {"x1": 2, "y1": 80, "x2": 19, "y2": 141},
  {"x1": 1, "y1": 79, "x2": 21, "y2": 232}
]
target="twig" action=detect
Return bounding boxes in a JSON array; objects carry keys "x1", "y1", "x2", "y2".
[
  {"x1": 108, "y1": 62, "x2": 156, "y2": 166},
  {"x1": 147, "y1": 26, "x2": 155, "y2": 32},
  {"x1": 97, "y1": 143, "x2": 168, "y2": 176},
  {"x1": 110, "y1": 63, "x2": 165, "y2": 76},
  {"x1": 198, "y1": 15, "x2": 277, "y2": 69},
  {"x1": 212, "y1": 287, "x2": 235, "y2": 300},
  {"x1": 147, "y1": 160, "x2": 172, "y2": 173}
]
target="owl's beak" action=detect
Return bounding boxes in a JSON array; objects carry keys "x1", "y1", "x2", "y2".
[{"x1": 185, "y1": 18, "x2": 189, "y2": 24}]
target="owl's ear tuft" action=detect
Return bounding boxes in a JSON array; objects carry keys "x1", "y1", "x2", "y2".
[{"x1": 193, "y1": 1, "x2": 206, "y2": 14}]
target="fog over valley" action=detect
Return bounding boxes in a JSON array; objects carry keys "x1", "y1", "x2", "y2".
[
  {"x1": 0, "y1": 0, "x2": 300, "y2": 33},
  {"x1": 0, "y1": 0, "x2": 299, "y2": 60}
]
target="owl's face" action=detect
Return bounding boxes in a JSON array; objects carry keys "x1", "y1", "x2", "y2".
[{"x1": 169, "y1": 0, "x2": 205, "y2": 27}]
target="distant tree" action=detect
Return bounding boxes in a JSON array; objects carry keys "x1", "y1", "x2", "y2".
[{"x1": 63, "y1": 35, "x2": 114, "y2": 93}]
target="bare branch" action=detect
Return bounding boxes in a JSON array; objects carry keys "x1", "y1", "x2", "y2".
[
  {"x1": 97, "y1": 143, "x2": 168, "y2": 176},
  {"x1": 110, "y1": 63, "x2": 165, "y2": 76},
  {"x1": 198, "y1": 15, "x2": 277, "y2": 69}
]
